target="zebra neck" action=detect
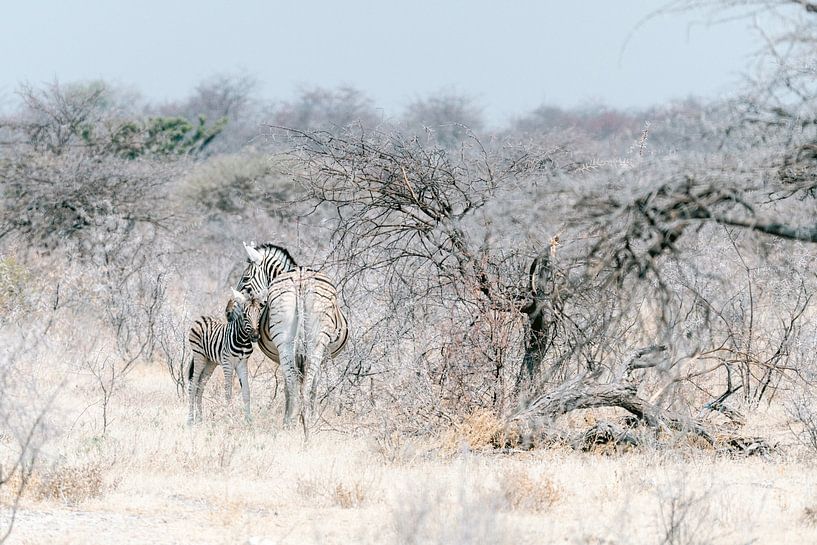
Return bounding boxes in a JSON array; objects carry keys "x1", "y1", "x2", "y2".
[
  {"x1": 263, "y1": 252, "x2": 295, "y2": 278},
  {"x1": 227, "y1": 318, "x2": 251, "y2": 345}
]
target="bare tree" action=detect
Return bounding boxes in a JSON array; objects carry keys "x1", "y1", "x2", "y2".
[
  {"x1": 159, "y1": 72, "x2": 260, "y2": 153},
  {"x1": 0, "y1": 333, "x2": 54, "y2": 543},
  {"x1": 271, "y1": 86, "x2": 380, "y2": 133},
  {"x1": 401, "y1": 92, "x2": 485, "y2": 147},
  {"x1": 274, "y1": 126, "x2": 537, "y2": 423},
  {"x1": 278, "y1": 109, "x2": 816, "y2": 448}
]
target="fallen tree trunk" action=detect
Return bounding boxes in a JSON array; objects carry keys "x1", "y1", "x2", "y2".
[
  {"x1": 510, "y1": 345, "x2": 715, "y2": 445},
  {"x1": 573, "y1": 420, "x2": 640, "y2": 452}
]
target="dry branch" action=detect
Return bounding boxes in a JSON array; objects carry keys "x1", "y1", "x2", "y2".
[{"x1": 512, "y1": 345, "x2": 715, "y2": 444}]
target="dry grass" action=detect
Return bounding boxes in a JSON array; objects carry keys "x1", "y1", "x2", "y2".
[
  {"x1": 27, "y1": 463, "x2": 108, "y2": 504},
  {"x1": 803, "y1": 505, "x2": 817, "y2": 527},
  {"x1": 439, "y1": 408, "x2": 505, "y2": 453},
  {"x1": 294, "y1": 473, "x2": 368, "y2": 508},
  {"x1": 332, "y1": 481, "x2": 367, "y2": 509},
  {"x1": 2, "y1": 362, "x2": 817, "y2": 545},
  {"x1": 499, "y1": 467, "x2": 561, "y2": 512}
]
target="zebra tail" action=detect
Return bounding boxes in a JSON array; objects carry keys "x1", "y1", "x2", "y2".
[
  {"x1": 295, "y1": 276, "x2": 305, "y2": 362},
  {"x1": 186, "y1": 357, "x2": 194, "y2": 383}
]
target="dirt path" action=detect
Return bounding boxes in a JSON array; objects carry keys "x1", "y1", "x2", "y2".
[{"x1": 4, "y1": 501, "x2": 388, "y2": 545}]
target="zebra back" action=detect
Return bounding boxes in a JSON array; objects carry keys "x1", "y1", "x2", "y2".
[
  {"x1": 189, "y1": 316, "x2": 228, "y2": 363},
  {"x1": 266, "y1": 267, "x2": 348, "y2": 358},
  {"x1": 189, "y1": 299, "x2": 256, "y2": 364}
]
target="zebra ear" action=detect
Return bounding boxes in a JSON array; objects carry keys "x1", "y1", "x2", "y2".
[
  {"x1": 243, "y1": 241, "x2": 263, "y2": 265},
  {"x1": 231, "y1": 288, "x2": 247, "y2": 303}
]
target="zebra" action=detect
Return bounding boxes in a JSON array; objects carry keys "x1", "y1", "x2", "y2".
[
  {"x1": 261, "y1": 267, "x2": 348, "y2": 436},
  {"x1": 187, "y1": 288, "x2": 262, "y2": 424},
  {"x1": 235, "y1": 242, "x2": 348, "y2": 433}
]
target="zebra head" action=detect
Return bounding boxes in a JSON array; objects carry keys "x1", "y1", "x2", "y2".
[
  {"x1": 229, "y1": 288, "x2": 262, "y2": 343},
  {"x1": 237, "y1": 241, "x2": 269, "y2": 297}
]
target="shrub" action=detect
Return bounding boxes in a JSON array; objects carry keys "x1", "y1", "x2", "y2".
[
  {"x1": 28, "y1": 462, "x2": 108, "y2": 504},
  {"x1": 440, "y1": 409, "x2": 504, "y2": 453},
  {"x1": 786, "y1": 392, "x2": 817, "y2": 453},
  {"x1": 0, "y1": 256, "x2": 30, "y2": 317}
]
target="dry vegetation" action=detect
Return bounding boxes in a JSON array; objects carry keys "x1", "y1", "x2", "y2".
[
  {"x1": 3, "y1": 3, "x2": 817, "y2": 543},
  {"x1": 2, "y1": 368, "x2": 816, "y2": 544}
]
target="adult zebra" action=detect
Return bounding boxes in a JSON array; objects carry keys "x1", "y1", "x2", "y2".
[
  {"x1": 236, "y1": 241, "x2": 297, "y2": 367},
  {"x1": 264, "y1": 267, "x2": 348, "y2": 435},
  {"x1": 236, "y1": 242, "x2": 348, "y2": 433},
  {"x1": 187, "y1": 289, "x2": 262, "y2": 424}
]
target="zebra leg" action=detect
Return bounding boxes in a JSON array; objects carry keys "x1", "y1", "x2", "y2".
[
  {"x1": 279, "y1": 352, "x2": 300, "y2": 429},
  {"x1": 221, "y1": 357, "x2": 234, "y2": 406},
  {"x1": 301, "y1": 345, "x2": 327, "y2": 438},
  {"x1": 196, "y1": 361, "x2": 217, "y2": 423},
  {"x1": 300, "y1": 359, "x2": 314, "y2": 438},
  {"x1": 187, "y1": 355, "x2": 205, "y2": 425},
  {"x1": 236, "y1": 357, "x2": 252, "y2": 423}
]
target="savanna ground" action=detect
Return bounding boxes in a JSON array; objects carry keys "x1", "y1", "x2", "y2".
[{"x1": 4, "y1": 363, "x2": 817, "y2": 545}]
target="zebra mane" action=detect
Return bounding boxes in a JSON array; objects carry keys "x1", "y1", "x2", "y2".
[
  {"x1": 253, "y1": 242, "x2": 298, "y2": 268},
  {"x1": 225, "y1": 298, "x2": 242, "y2": 320}
]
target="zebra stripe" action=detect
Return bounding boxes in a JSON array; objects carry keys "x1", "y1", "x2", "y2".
[
  {"x1": 259, "y1": 267, "x2": 349, "y2": 435},
  {"x1": 257, "y1": 289, "x2": 348, "y2": 364},
  {"x1": 236, "y1": 241, "x2": 298, "y2": 299},
  {"x1": 187, "y1": 291, "x2": 262, "y2": 424}
]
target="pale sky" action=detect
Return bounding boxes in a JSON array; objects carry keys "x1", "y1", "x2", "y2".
[{"x1": 0, "y1": 1, "x2": 762, "y2": 123}]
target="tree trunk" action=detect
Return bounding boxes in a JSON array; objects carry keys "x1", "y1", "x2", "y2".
[
  {"x1": 517, "y1": 251, "x2": 558, "y2": 387},
  {"x1": 512, "y1": 366, "x2": 714, "y2": 445}
]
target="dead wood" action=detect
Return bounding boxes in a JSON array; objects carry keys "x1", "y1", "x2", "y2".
[
  {"x1": 573, "y1": 420, "x2": 639, "y2": 452},
  {"x1": 510, "y1": 345, "x2": 716, "y2": 445},
  {"x1": 715, "y1": 434, "x2": 777, "y2": 457}
]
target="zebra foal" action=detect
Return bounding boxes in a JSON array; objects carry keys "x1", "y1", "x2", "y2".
[{"x1": 187, "y1": 289, "x2": 262, "y2": 424}]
